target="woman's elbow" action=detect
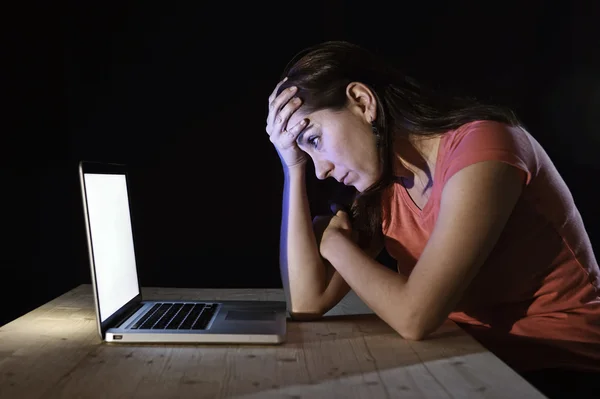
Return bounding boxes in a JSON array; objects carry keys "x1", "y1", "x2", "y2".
[
  {"x1": 400, "y1": 327, "x2": 428, "y2": 341},
  {"x1": 394, "y1": 313, "x2": 441, "y2": 341},
  {"x1": 288, "y1": 310, "x2": 325, "y2": 322}
]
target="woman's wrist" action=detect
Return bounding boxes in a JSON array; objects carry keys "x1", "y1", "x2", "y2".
[
  {"x1": 283, "y1": 162, "x2": 306, "y2": 177},
  {"x1": 320, "y1": 228, "x2": 347, "y2": 261}
]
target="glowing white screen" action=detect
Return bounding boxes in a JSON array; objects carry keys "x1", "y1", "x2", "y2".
[{"x1": 84, "y1": 173, "x2": 140, "y2": 322}]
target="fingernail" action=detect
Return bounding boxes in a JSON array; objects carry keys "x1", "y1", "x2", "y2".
[
  {"x1": 289, "y1": 86, "x2": 297, "y2": 92},
  {"x1": 283, "y1": 77, "x2": 288, "y2": 82},
  {"x1": 299, "y1": 119, "x2": 307, "y2": 125},
  {"x1": 292, "y1": 97, "x2": 301, "y2": 104}
]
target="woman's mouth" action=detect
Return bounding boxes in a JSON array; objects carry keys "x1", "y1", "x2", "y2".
[{"x1": 341, "y1": 173, "x2": 349, "y2": 185}]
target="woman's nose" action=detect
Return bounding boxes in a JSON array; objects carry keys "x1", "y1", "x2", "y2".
[{"x1": 314, "y1": 160, "x2": 331, "y2": 180}]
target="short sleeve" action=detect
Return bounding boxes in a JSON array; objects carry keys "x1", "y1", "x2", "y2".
[{"x1": 441, "y1": 121, "x2": 535, "y2": 187}]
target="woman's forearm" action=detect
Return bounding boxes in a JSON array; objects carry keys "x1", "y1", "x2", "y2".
[
  {"x1": 322, "y1": 232, "x2": 433, "y2": 340},
  {"x1": 279, "y1": 165, "x2": 328, "y2": 314}
]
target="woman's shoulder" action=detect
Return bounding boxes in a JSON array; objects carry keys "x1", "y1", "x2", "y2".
[
  {"x1": 439, "y1": 120, "x2": 537, "y2": 186},
  {"x1": 445, "y1": 119, "x2": 524, "y2": 144},
  {"x1": 442, "y1": 120, "x2": 533, "y2": 157}
]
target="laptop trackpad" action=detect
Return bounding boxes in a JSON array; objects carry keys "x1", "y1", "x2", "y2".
[{"x1": 225, "y1": 311, "x2": 277, "y2": 321}]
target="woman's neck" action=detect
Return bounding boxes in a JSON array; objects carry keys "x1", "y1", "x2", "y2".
[{"x1": 392, "y1": 134, "x2": 442, "y2": 184}]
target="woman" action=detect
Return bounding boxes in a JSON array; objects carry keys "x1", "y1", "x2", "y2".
[{"x1": 265, "y1": 41, "x2": 600, "y2": 398}]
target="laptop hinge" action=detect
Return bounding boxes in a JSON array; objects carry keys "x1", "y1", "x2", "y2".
[
  {"x1": 115, "y1": 301, "x2": 145, "y2": 328},
  {"x1": 100, "y1": 295, "x2": 143, "y2": 334}
]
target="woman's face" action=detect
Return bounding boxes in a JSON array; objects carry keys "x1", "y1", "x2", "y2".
[{"x1": 287, "y1": 84, "x2": 382, "y2": 192}]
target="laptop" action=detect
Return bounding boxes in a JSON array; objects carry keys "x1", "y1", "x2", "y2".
[{"x1": 78, "y1": 161, "x2": 287, "y2": 344}]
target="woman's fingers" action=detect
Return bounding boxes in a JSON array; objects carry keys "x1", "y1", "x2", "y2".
[
  {"x1": 276, "y1": 95, "x2": 303, "y2": 130},
  {"x1": 275, "y1": 118, "x2": 307, "y2": 148},
  {"x1": 268, "y1": 77, "x2": 287, "y2": 104},
  {"x1": 266, "y1": 86, "x2": 298, "y2": 133}
]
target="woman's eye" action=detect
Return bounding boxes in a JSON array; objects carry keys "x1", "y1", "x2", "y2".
[{"x1": 308, "y1": 136, "x2": 320, "y2": 148}]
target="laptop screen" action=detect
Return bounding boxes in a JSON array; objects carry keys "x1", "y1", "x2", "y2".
[{"x1": 83, "y1": 172, "x2": 140, "y2": 322}]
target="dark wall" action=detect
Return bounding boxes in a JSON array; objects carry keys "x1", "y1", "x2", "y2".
[{"x1": 3, "y1": 1, "x2": 598, "y2": 326}]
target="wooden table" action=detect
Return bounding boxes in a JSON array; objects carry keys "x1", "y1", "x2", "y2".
[{"x1": 0, "y1": 285, "x2": 546, "y2": 398}]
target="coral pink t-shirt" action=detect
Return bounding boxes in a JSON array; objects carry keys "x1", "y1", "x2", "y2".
[{"x1": 381, "y1": 120, "x2": 600, "y2": 372}]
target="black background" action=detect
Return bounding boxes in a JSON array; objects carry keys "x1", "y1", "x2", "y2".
[{"x1": 2, "y1": 1, "x2": 599, "y2": 326}]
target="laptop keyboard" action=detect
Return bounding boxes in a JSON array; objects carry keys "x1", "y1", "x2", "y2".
[{"x1": 130, "y1": 302, "x2": 218, "y2": 330}]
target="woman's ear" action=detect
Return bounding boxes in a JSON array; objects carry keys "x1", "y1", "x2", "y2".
[{"x1": 345, "y1": 82, "x2": 377, "y2": 122}]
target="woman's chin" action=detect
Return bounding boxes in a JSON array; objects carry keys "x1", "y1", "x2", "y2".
[
  {"x1": 353, "y1": 181, "x2": 365, "y2": 192},
  {"x1": 354, "y1": 178, "x2": 379, "y2": 193}
]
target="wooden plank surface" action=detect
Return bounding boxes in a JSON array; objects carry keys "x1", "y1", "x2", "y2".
[{"x1": 0, "y1": 285, "x2": 546, "y2": 398}]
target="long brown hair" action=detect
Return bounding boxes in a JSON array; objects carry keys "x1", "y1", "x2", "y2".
[{"x1": 277, "y1": 41, "x2": 520, "y2": 246}]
